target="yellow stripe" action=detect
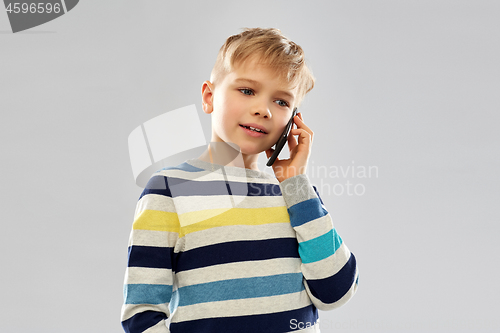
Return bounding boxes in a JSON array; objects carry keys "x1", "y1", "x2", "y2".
[
  {"x1": 132, "y1": 209, "x2": 180, "y2": 233},
  {"x1": 179, "y1": 206, "x2": 289, "y2": 237}
]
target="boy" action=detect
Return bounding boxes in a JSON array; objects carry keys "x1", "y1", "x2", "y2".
[{"x1": 121, "y1": 27, "x2": 359, "y2": 333}]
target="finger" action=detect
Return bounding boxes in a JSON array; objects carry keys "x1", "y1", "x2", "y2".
[
  {"x1": 290, "y1": 128, "x2": 312, "y2": 146},
  {"x1": 293, "y1": 116, "x2": 313, "y2": 139},
  {"x1": 287, "y1": 130, "x2": 298, "y2": 152},
  {"x1": 294, "y1": 115, "x2": 307, "y2": 126},
  {"x1": 294, "y1": 115, "x2": 308, "y2": 129}
]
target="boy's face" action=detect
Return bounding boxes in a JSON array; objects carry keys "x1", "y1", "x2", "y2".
[{"x1": 202, "y1": 58, "x2": 297, "y2": 160}]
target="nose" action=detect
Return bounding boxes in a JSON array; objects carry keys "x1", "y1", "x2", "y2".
[{"x1": 252, "y1": 99, "x2": 272, "y2": 119}]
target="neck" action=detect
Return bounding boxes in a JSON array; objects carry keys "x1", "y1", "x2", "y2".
[{"x1": 198, "y1": 142, "x2": 261, "y2": 171}]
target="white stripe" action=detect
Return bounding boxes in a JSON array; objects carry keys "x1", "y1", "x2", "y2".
[
  {"x1": 121, "y1": 303, "x2": 170, "y2": 322},
  {"x1": 180, "y1": 222, "x2": 295, "y2": 250},
  {"x1": 125, "y1": 267, "x2": 173, "y2": 285},
  {"x1": 293, "y1": 214, "x2": 333, "y2": 243},
  {"x1": 175, "y1": 257, "x2": 302, "y2": 287},
  {"x1": 130, "y1": 222, "x2": 296, "y2": 249},
  {"x1": 170, "y1": 289, "x2": 313, "y2": 322},
  {"x1": 174, "y1": 194, "x2": 286, "y2": 216},
  {"x1": 129, "y1": 229, "x2": 178, "y2": 247},
  {"x1": 135, "y1": 193, "x2": 176, "y2": 220}
]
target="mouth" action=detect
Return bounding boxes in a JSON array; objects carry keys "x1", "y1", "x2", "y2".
[
  {"x1": 239, "y1": 124, "x2": 268, "y2": 134},
  {"x1": 239, "y1": 124, "x2": 268, "y2": 137}
]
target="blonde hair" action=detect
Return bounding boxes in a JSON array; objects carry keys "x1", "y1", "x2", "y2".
[{"x1": 210, "y1": 27, "x2": 315, "y2": 107}]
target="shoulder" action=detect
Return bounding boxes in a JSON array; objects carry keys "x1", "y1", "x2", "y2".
[{"x1": 142, "y1": 161, "x2": 205, "y2": 194}]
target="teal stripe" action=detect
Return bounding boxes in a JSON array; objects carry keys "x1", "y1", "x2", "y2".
[
  {"x1": 299, "y1": 229, "x2": 343, "y2": 264},
  {"x1": 177, "y1": 273, "x2": 304, "y2": 306},
  {"x1": 124, "y1": 284, "x2": 172, "y2": 305}
]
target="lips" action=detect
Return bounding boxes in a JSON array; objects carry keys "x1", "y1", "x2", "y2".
[
  {"x1": 240, "y1": 125, "x2": 267, "y2": 137},
  {"x1": 239, "y1": 123, "x2": 268, "y2": 134}
]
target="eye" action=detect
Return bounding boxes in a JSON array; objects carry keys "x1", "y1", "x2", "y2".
[
  {"x1": 239, "y1": 88, "x2": 254, "y2": 96},
  {"x1": 275, "y1": 99, "x2": 289, "y2": 108}
]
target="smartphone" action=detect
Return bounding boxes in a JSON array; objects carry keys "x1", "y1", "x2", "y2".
[{"x1": 266, "y1": 107, "x2": 298, "y2": 167}]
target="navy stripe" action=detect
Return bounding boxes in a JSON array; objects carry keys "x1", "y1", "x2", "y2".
[
  {"x1": 312, "y1": 185, "x2": 324, "y2": 205},
  {"x1": 247, "y1": 182, "x2": 283, "y2": 196},
  {"x1": 144, "y1": 176, "x2": 283, "y2": 198},
  {"x1": 174, "y1": 238, "x2": 299, "y2": 272},
  {"x1": 139, "y1": 175, "x2": 172, "y2": 199},
  {"x1": 138, "y1": 175, "x2": 283, "y2": 202},
  {"x1": 169, "y1": 304, "x2": 318, "y2": 333},
  {"x1": 122, "y1": 310, "x2": 166, "y2": 333},
  {"x1": 306, "y1": 253, "x2": 357, "y2": 303},
  {"x1": 128, "y1": 245, "x2": 173, "y2": 269}
]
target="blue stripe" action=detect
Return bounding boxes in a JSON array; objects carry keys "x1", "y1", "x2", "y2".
[
  {"x1": 122, "y1": 310, "x2": 166, "y2": 333},
  {"x1": 176, "y1": 273, "x2": 304, "y2": 307},
  {"x1": 169, "y1": 304, "x2": 318, "y2": 333},
  {"x1": 160, "y1": 162, "x2": 205, "y2": 173},
  {"x1": 174, "y1": 238, "x2": 299, "y2": 272},
  {"x1": 124, "y1": 284, "x2": 172, "y2": 305},
  {"x1": 288, "y1": 197, "x2": 327, "y2": 228},
  {"x1": 299, "y1": 229, "x2": 343, "y2": 264},
  {"x1": 128, "y1": 245, "x2": 173, "y2": 269},
  {"x1": 306, "y1": 253, "x2": 357, "y2": 303}
]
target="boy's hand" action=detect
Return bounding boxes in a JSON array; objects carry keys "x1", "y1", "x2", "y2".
[{"x1": 265, "y1": 112, "x2": 314, "y2": 183}]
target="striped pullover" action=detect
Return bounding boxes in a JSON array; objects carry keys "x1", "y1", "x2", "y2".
[{"x1": 121, "y1": 158, "x2": 359, "y2": 333}]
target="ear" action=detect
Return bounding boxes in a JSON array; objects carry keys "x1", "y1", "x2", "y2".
[{"x1": 201, "y1": 81, "x2": 215, "y2": 114}]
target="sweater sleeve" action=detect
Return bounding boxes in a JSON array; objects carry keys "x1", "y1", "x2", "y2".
[
  {"x1": 279, "y1": 173, "x2": 359, "y2": 311},
  {"x1": 121, "y1": 174, "x2": 179, "y2": 333}
]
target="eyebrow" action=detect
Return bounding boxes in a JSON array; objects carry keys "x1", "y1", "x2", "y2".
[{"x1": 234, "y1": 78, "x2": 295, "y2": 101}]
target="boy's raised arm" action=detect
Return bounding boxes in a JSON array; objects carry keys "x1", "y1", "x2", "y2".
[
  {"x1": 279, "y1": 173, "x2": 359, "y2": 311},
  {"x1": 121, "y1": 174, "x2": 179, "y2": 333}
]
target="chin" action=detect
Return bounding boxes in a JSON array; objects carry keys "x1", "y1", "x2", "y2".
[{"x1": 238, "y1": 144, "x2": 264, "y2": 156}]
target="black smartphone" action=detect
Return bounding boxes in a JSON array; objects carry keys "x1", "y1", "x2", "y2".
[{"x1": 266, "y1": 107, "x2": 298, "y2": 167}]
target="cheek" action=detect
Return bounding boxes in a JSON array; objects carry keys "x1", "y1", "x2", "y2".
[
  {"x1": 213, "y1": 109, "x2": 235, "y2": 135},
  {"x1": 214, "y1": 114, "x2": 227, "y2": 132},
  {"x1": 221, "y1": 97, "x2": 239, "y2": 113},
  {"x1": 217, "y1": 101, "x2": 239, "y2": 125},
  {"x1": 270, "y1": 120, "x2": 288, "y2": 141}
]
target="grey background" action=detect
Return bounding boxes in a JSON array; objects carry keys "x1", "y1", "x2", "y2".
[{"x1": 1, "y1": 1, "x2": 499, "y2": 332}]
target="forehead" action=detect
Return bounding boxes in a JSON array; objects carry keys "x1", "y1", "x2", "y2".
[{"x1": 227, "y1": 58, "x2": 297, "y2": 94}]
